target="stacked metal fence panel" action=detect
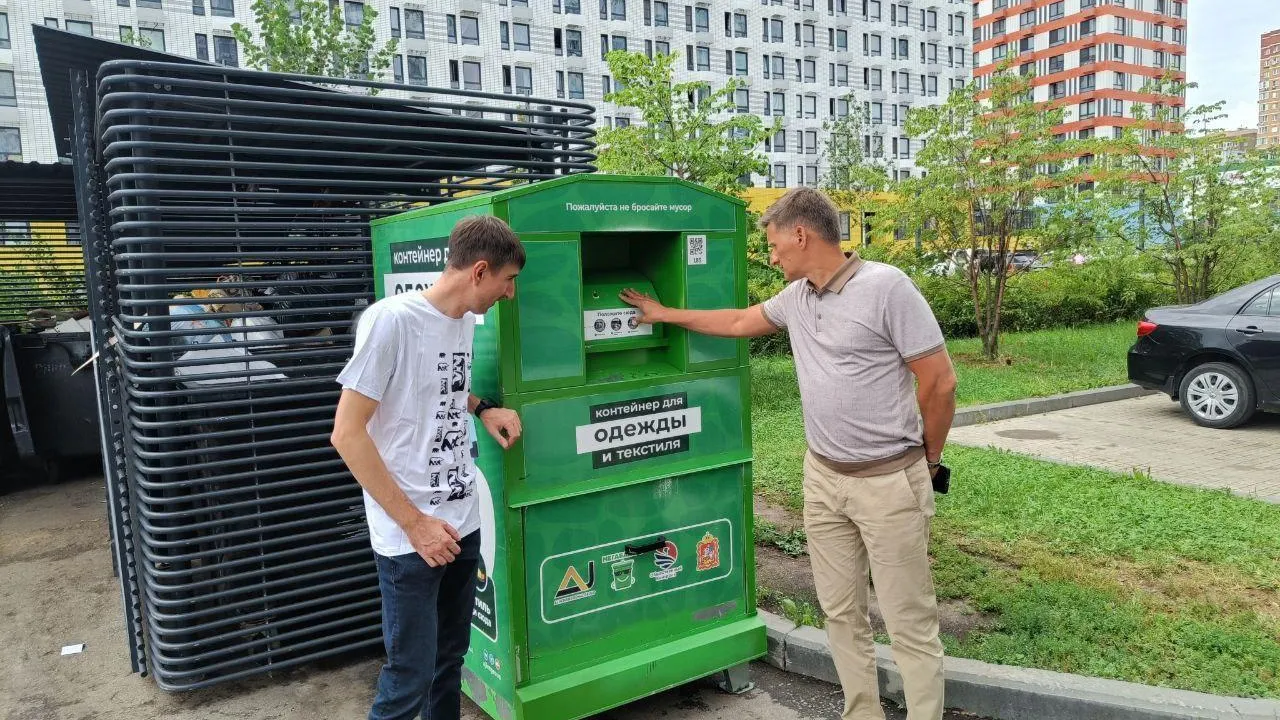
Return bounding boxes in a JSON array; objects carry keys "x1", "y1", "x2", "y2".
[{"x1": 87, "y1": 60, "x2": 595, "y2": 690}]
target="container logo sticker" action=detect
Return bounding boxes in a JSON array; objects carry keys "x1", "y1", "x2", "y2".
[
  {"x1": 575, "y1": 393, "x2": 703, "y2": 469},
  {"x1": 554, "y1": 562, "x2": 596, "y2": 605},
  {"x1": 696, "y1": 532, "x2": 721, "y2": 572},
  {"x1": 609, "y1": 559, "x2": 635, "y2": 592},
  {"x1": 650, "y1": 541, "x2": 683, "y2": 582}
]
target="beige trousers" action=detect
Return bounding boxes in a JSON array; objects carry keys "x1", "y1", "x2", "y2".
[{"x1": 802, "y1": 451, "x2": 945, "y2": 720}]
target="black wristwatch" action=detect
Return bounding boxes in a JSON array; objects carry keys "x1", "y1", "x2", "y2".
[{"x1": 473, "y1": 398, "x2": 500, "y2": 417}]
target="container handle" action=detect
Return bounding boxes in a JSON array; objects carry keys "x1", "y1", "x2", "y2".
[{"x1": 624, "y1": 536, "x2": 667, "y2": 556}]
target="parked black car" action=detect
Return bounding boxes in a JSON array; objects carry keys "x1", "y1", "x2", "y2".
[{"x1": 1128, "y1": 274, "x2": 1280, "y2": 429}]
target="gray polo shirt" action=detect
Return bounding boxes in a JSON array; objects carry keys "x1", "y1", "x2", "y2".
[{"x1": 761, "y1": 254, "x2": 945, "y2": 467}]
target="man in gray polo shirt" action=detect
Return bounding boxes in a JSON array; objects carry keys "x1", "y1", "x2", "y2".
[{"x1": 621, "y1": 187, "x2": 957, "y2": 720}]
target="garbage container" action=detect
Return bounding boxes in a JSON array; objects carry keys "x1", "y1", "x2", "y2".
[
  {"x1": 3, "y1": 329, "x2": 101, "y2": 479},
  {"x1": 370, "y1": 174, "x2": 764, "y2": 720}
]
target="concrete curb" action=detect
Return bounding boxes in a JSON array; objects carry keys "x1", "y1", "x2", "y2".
[
  {"x1": 759, "y1": 609, "x2": 1280, "y2": 720},
  {"x1": 952, "y1": 384, "x2": 1157, "y2": 428}
]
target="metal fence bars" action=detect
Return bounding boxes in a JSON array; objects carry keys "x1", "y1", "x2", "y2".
[{"x1": 84, "y1": 56, "x2": 594, "y2": 690}]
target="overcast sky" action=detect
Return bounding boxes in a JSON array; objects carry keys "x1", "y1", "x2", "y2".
[{"x1": 1185, "y1": 0, "x2": 1280, "y2": 129}]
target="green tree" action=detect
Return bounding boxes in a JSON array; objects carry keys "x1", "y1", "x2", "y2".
[
  {"x1": 821, "y1": 96, "x2": 892, "y2": 200},
  {"x1": 1089, "y1": 78, "x2": 1280, "y2": 303},
  {"x1": 820, "y1": 95, "x2": 895, "y2": 251},
  {"x1": 596, "y1": 51, "x2": 776, "y2": 195},
  {"x1": 890, "y1": 66, "x2": 1087, "y2": 359},
  {"x1": 232, "y1": 0, "x2": 397, "y2": 85}
]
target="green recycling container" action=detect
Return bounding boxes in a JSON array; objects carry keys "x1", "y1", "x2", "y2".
[{"x1": 369, "y1": 174, "x2": 764, "y2": 720}]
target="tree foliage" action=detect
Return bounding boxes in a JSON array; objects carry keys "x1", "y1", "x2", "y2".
[
  {"x1": 595, "y1": 51, "x2": 777, "y2": 195},
  {"x1": 1086, "y1": 77, "x2": 1280, "y2": 303},
  {"x1": 232, "y1": 0, "x2": 397, "y2": 85},
  {"x1": 887, "y1": 66, "x2": 1086, "y2": 359}
]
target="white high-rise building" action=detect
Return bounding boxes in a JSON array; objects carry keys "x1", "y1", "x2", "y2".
[{"x1": 1, "y1": 0, "x2": 970, "y2": 186}]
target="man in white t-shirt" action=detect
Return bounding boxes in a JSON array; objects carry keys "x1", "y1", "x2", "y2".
[{"x1": 331, "y1": 215, "x2": 525, "y2": 720}]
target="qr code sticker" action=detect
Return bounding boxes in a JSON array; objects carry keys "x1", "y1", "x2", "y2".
[{"x1": 687, "y1": 235, "x2": 707, "y2": 266}]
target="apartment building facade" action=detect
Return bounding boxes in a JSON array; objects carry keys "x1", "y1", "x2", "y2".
[
  {"x1": 1260, "y1": 29, "x2": 1280, "y2": 149},
  {"x1": 970, "y1": 0, "x2": 1188, "y2": 144},
  {"x1": 0, "y1": 0, "x2": 969, "y2": 187}
]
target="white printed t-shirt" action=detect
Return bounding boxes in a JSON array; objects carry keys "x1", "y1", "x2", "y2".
[{"x1": 336, "y1": 292, "x2": 479, "y2": 557}]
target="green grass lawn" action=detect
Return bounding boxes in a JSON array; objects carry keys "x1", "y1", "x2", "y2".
[
  {"x1": 750, "y1": 322, "x2": 1280, "y2": 696},
  {"x1": 752, "y1": 320, "x2": 1137, "y2": 414},
  {"x1": 750, "y1": 321, "x2": 1137, "y2": 505}
]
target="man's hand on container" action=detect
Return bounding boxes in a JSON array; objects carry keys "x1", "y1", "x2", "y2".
[
  {"x1": 619, "y1": 288, "x2": 668, "y2": 325},
  {"x1": 406, "y1": 513, "x2": 462, "y2": 567},
  {"x1": 480, "y1": 407, "x2": 522, "y2": 449}
]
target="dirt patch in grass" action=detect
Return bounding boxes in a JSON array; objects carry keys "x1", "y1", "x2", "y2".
[{"x1": 754, "y1": 505, "x2": 997, "y2": 642}]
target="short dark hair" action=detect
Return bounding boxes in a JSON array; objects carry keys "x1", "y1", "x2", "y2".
[
  {"x1": 447, "y1": 215, "x2": 526, "y2": 271},
  {"x1": 759, "y1": 187, "x2": 842, "y2": 246}
]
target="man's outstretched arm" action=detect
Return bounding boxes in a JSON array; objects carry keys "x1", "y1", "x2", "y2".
[{"x1": 619, "y1": 288, "x2": 779, "y2": 339}]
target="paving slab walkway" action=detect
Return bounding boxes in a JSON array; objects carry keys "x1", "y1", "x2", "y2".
[{"x1": 948, "y1": 394, "x2": 1280, "y2": 503}]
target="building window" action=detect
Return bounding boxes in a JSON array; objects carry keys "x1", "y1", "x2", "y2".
[
  {"x1": 567, "y1": 29, "x2": 583, "y2": 56},
  {"x1": 1049, "y1": 28, "x2": 1067, "y2": 46},
  {"x1": 0, "y1": 128, "x2": 20, "y2": 161},
  {"x1": 1080, "y1": 45, "x2": 1097, "y2": 65},
  {"x1": 0, "y1": 13, "x2": 11, "y2": 50},
  {"x1": 405, "y1": 10, "x2": 424, "y2": 39},
  {"x1": 515, "y1": 66, "x2": 533, "y2": 95},
  {"x1": 771, "y1": 163, "x2": 787, "y2": 188},
  {"x1": 390, "y1": 7, "x2": 401, "y2": 37},
  {"x1": 193, "y1": 0, "x2": 207, "y2": 15},
  {"x1": 568, "y1": 72, "x2": 585, "y2": 98},
  {"x1": 140, "y1": 27, "x2": 166, "y2": 50},
  {"x1": 654, "y1": 1, "x2": 669, "y2": 26},
  {"x1": 1079, "y1": 73, "x2": 1096, "y2": 92},
  {"x1": 696, "y1": 46, "x2": 711, "y2": 71},
  {"x1": 656, "y1": 40, "x2": 669, "y2": 55},
  {"x1": 344, "y1": 1, "x2": 364, "y2": 29},
  {"x1": 735, "y1": 88, "x2": 750, "y2": 113},
  {"x1": 1079, "y1": 100, "x2": 1096, "y2": 119},
  {"x1": 408, "y1": 55, "x2": 426, "y2": 84},
  {"x1": 67, "y1": 20, "x2": 94, "y2": 37},
  {"x1": 1048, "y1": 55, "x2": 1064, "y2": 74},
  {"x1": 463, "y1": 61, "x2": 482, "y2": 91},
  {"x1": 214, "y1": 36, "x2": 239, "y2": 67},
  {"x1": 1047, "y1": 1, "x2": 1064, "y2": 20},
  {"x1": 0, "y1": 72, "x2": 14, "y2": 107},
  {"x1": 393, "y1": 55, "x2": 404, "y2": 84},
  {"x1": 195, "y1": 33, "x2": 209, "y2": 60},
  {"x1": 501, "y1": 22, "x2": 511, "y2": 50},
  {"x1": 735, "y1": 50, "x2": 749, "y2": 76},
  {"x1": 512, "y1": 22, "x2": 530, "y2": 51},
  {"x1": 449, "y1": 60, "x2": 460, "y2": 89},
  {"x1": 213, "y1": 35, "x2": 239, "y2": 66},
  {"x1": 447, "y1": 16, "x2": 457, "y2": 43},
  {"x1": 211, "y1": 0, "x2": 235, "y2": 18},
  {"x1": 461, "y1": 16, "x2": 480, "y2": 45}
]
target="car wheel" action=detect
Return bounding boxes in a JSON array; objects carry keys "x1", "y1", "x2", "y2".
[{"x1": 1178, "y1": 362, "x2": 1256, "y2": 429}]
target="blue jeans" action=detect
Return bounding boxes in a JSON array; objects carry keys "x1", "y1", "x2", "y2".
[{"x1": 369, "y1": 531, "x2": 480, "y2": 720}]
